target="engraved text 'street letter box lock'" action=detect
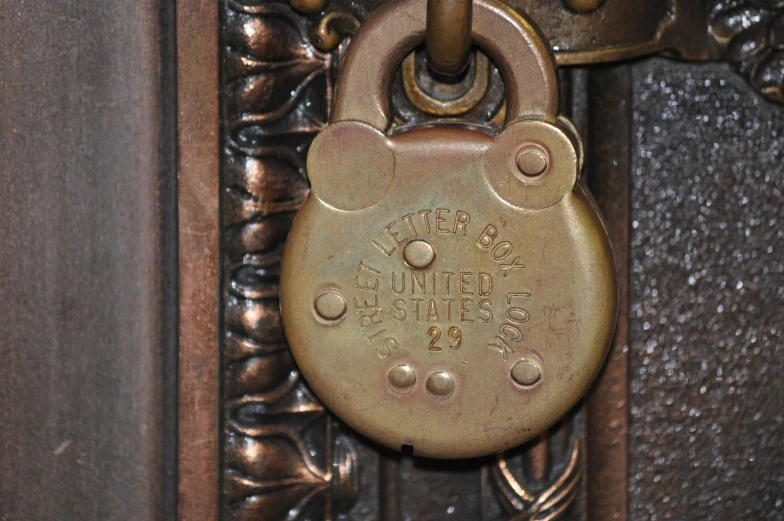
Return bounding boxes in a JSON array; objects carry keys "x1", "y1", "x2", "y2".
[{"x1": 280, "y1": 0, "x2": 618, "y2": 459}]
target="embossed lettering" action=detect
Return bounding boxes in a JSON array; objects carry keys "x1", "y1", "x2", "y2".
[
  {"x1": 392, "y1": 272, "x2": 405, "y2": 294},
  {"x1": 491, "y1": 242, "x2": 513, "y2": 261},
  {"x1": 366, "y1": 329, "x2": 386, "y2": 344},
  {"x1": 427, "y1": 326, "x2": 462, "y2": 352},
  {"x1": 477, "y1": 226, "x2": 526, "y2": 277},
  {"x1": 412, "y1": 298, "x2": 424, "y2": 321},
  {"x1": 479, "y1": 273, "x2": 492, "y2": 296},
  {"x1": 506, "y1": 292, "x2": 532, "y2": 303},
  {"x1": 487, "y1": 335, "x2": 515, "y2": 360},
  {"x1": 428, "y1": 326, "x2": 442, "y2": 351},
  {"x1": 447, "y1": 326, "x2": 462, "y2": 350},
  {"x1": 435, "y1": 208, "x2": 451, "y2": 233},
  {"x1": 441, "y1": 271, "x2": 454, "y2": 294},
  {"x1": 453, "y1": 211, "x2": 470, "y2": 235},
  {"x1": 357, "y1": 260, "x2": 380, "y2": 274},
  {"x1": 419, "y1": 210, "x2": 432, "y2": 233},
  {"x1": 478, "y1": 299, "x2": 493, "y2": 323},
  {"x1": 365, "y1": 329, "x2": 395, "y2": 358},
  {"x1": 412, "y1": 272, "x2": 426, "y2": 294},
  {"x1": 476, "y1": 224, "x2": 497, "y2": 248},
  {"x1": 500, "y1": 256, "x2": 525, "y2": 277},
  {"x1": 372, "y1": 239, "x2": 396, "y2": 256},
  {"x1": 500, "y1": 324, "x2": 522, "y2": 342},
  {"x1": 459, "y1": 272, "x2": 474, "y2": 296},
  {"x1": 385, "y1": 221, "x2": 407, "y2": 247},
  {"x1": 354, "y1": 275, "x2": 379, "y2": 293},
  {"x1": 354, "y1": 295, "x2": 378, "y2": 310},
  {"x1": 442, "y1": 298, "x2": 455, "y2": 321},
  {"x1": 392, "y1": 299, "x2": 407, "y2": 321},
  {"x1": 426, "y1": 299, "x2": 440, "y2": 321},
  {"x1": 377, "y1": 337, "x2": 397, "y2": 358},
  {"x1": 506, "y1": 307, "x2": 530, "y2": 324},
  {"x1": 460, "y1": 298, "x2": 474, "y2": 323},
  {"x1": 358, "y1": 308, "x2": 382, "y2": 329},
  {"x1": 401, "y1": 213, "x2": 418, "y2": 236}
]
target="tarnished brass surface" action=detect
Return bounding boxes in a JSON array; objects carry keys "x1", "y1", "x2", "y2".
[
  {"x1": 330, "y1": 0, "x2": 558, "y2": 129},
  {"x1": 309, "y1": 0, "x2": 714, "y2": 66},
  {"x1": 312, "y1": 11, "x2": 361, "y2": 52},
  {"x1": 280, "y1": 0, "x2": 617, "y2": 459},
  {"x1": 425, "y1": 0, "x2": 473, "y2": 75},
  {"x1": 402, "y1": 51, "x2": 491, "y2": 116},
  {"x1": 306, "y1": 0, "x2": 784, "y2": 104}
]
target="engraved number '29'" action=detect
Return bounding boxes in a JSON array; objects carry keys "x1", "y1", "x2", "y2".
[{"x1": 428, "y1": 326, "x2": 462, "y2": 351}]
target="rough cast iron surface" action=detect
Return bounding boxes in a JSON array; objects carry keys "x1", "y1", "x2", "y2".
[{"x1": 630, "y1": 57, "x2": 784, "y2": 520}]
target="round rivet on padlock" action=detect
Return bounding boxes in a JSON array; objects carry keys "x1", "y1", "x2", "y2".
[
  {"x1": 403, "y1": 239, "x2": 436, "y2": 269},
  {"x1": 510, "y1": 359, "x2": 542, "y2": 388},
  {"x1": 516, "y1": 146, "x2": 549, "y2": 178},
  {"x1": 425, "y1": 372, "x2": 455, "y2": 401},
  {"x1": 313, "y1": 289, "x2": 347, "y2": 323},
  {"x1": 388, "y1": 365, "x2": 417, "y2": 393},
  {"x1": 485, "y1": 119, "x2": 579, "y2": 210}
]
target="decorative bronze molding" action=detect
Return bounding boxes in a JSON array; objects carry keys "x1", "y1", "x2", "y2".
[
  {"x1": 492, "y1": 437, "x2": 581, "y2": 521},
  {"x1": 221, "y1": 3, "x2": 360, "y2": 520},
  {"x1": 708, "y1": 0, "x2": 784, "y2": 103},
  {"x1": 304, "y1": 0, "x2": 711, "y2": 65},
  {"x1": 300, "y1": 0, "x2": 783, "y2": 103}
]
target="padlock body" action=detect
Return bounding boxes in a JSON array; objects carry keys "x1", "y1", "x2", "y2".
[{"x1": 280, "y1": 126, "x2": 617, "y2": 459}]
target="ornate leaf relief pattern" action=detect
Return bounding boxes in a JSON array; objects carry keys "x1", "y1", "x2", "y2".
[
  {"x1": 220, "y1": 2, "x2": 580, "y2": 520},
  {"x1": 221, "y1": 3, "x2": 359, "y2": 521},
  {"x1": 709, "y1": 0, "x2": 784, "y2": 103},
  {"x1": 491, "y1": 436, "x2": 581, "y2": 521}
]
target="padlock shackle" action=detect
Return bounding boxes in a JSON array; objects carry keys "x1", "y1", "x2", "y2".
[{"x1": 330, "y1": 0, "x2": 559, "y2": 130}]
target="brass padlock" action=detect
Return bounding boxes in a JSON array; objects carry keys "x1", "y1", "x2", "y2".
[{"x1": 280, "y1": 0, "x2": 617, "y2": 458}]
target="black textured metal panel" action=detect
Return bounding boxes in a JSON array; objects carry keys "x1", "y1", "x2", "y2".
[{"x1": 629, "y1": 58, "x2": 784, "y2": 520}]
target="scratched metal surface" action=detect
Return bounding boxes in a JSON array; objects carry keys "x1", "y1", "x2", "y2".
[{"x1": 629, "y1": 58, "x2": 784, "y2": 520}]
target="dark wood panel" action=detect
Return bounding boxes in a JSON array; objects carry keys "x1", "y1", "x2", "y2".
[{"x1": 0, "y1": 1, "x2": 172, "y2": 519}]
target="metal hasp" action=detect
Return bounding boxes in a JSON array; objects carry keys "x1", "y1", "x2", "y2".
[{"x1": 280, "y1": 0, "x2": 618, "y2": 459}]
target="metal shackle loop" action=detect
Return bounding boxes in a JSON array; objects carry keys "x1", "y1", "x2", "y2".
[
  {"x1": 330, "y1": 0, "x2": 559, "y2": 131},
  {"x1": 425, "y1": 0, "x2": 473, "y2": 76}
]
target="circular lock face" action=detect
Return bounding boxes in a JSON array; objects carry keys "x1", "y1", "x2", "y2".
[{"x1": 281, "y1": 125, "x2": 617, "y2": 459}]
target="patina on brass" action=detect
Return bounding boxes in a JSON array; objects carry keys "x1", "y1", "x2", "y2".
[
  {"x1": 312, "y1": 11, "x2": 361, "y2": 52},
  {"x1": 402, "y1": 239, "x2": 436, "y2": 269},
  {"x1": 516, "y1": 144, "x2": 549, "y2": 177},
  {"x1": 280, "y1": 0, "x2": 617, "y2": 459},
  {"x1": 511, "y1": 358, "x2": 542, "y2": 387},
  {"x1": 401, "y1": 51, "x2": 491, "y2": 116},
  {"x1": 425, "y1": 0, "x2": 473, "y2": 75}
]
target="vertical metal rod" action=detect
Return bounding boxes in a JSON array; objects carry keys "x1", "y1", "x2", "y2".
[
  {"x1": 378, "y1": 454, "x2": 401, "y2": 521},
  {"x1": 425, "y1": 0, "x2": 472, "y2": 76}
]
